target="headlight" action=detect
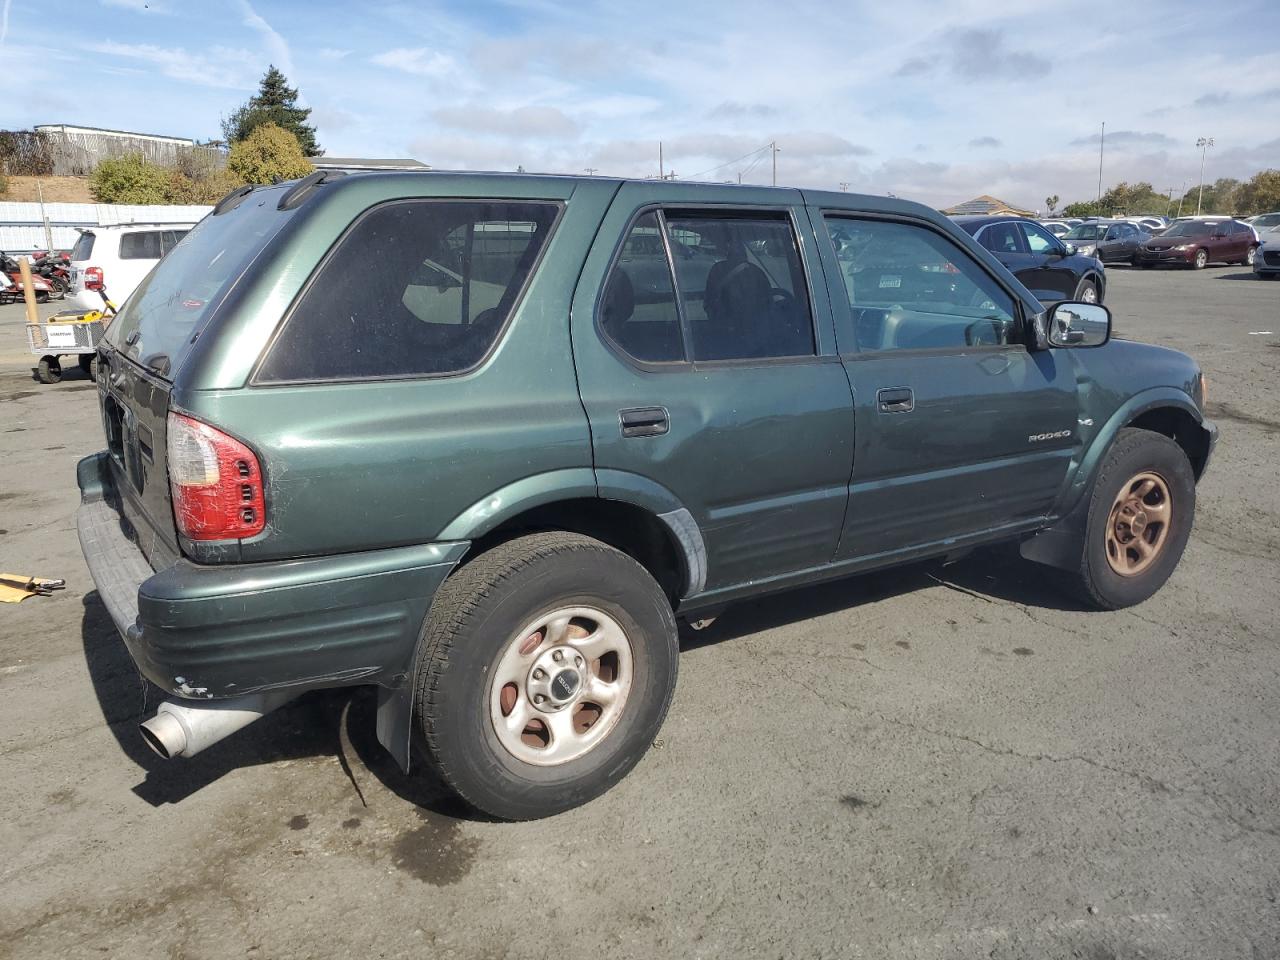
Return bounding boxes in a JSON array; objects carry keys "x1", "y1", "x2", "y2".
[
  {"x1": 1078, "y1": 244, "x2": 1096, "y2": 256},
  {"x1": 1174, "y1": 244, "x2": 1191, "y2": 251}
]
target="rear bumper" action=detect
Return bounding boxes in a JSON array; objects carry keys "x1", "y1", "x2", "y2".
[{"x1": 77, "y1": 451, "x2": 466, "y2": 700}]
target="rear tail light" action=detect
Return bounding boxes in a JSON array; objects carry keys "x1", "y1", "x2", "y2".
[
  {"x1": 166, "y1": 412, "x2": 266, "y2": 541},
  {"x1": 84, "y1": 266, "x2": 104, "y2": 290}
]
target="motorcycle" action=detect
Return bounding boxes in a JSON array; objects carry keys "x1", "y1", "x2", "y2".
[
  {"x1": 0, "y1": 252, "x2": 55, "y2": 304},
  {"x1": 31, "y1": 251, "x2": 71, "y2": 299}
]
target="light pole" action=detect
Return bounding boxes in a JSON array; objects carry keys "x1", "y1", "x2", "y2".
[
  {"x1": 770, "y1": 141, "x2": 779, "y2": 187},
  {"x1": 1096, "y1": 121, "x2": 1105, "y2": 209},
  {"x1": 839, "y1": 181, "x2": 849, "y2": 192},
  {"x1": 1176, "y1": 179, "x2": 1188, "y2": 217},
  {"x1": 1195, "y1": 137, "x2": 1214, "y2": 216}
]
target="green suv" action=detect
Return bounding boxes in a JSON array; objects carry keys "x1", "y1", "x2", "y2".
[{"x1": 77, "y1": 172, "x2": 1217, "y2": 819}]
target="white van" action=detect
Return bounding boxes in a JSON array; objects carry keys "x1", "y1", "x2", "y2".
[{"x1": 68, "y1": 222, "x2": 196, "y2": 307}]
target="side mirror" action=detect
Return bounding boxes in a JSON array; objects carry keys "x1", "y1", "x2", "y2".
[
  {"x1": 1062, "y1": 242, "x2": 1077, "y2": 255},
  {"x1": 1048, "y1": 301, "x2": 1110, "y2": 348}
]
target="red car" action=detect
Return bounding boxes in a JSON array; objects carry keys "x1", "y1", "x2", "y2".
[{"x1": 1135, "y1": 218, "x2": 1259, "y2": 269}]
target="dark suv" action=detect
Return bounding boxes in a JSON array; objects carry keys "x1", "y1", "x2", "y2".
[
  {"x1": 78, "y1": 173, "x2": 1216, "y2": 819},
  {"x1": 953, "y1": 215, "x2": 1106, "y2": 303}
]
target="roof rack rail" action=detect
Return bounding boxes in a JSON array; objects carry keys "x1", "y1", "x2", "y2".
[
  {"x1": 278, "y1": 170, "x2": 348, "y2": 211},
  {"x1": 212, "y1": 185, "x2": 255, "y2": 216}
]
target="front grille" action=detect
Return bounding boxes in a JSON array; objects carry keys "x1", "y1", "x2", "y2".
[{"x1": 1264, "y1": 251, "x2": 1280, "y2": 267}]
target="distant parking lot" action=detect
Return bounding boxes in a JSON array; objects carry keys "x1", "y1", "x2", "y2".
[{"x1": 1, "y1": 265, "x2": 1277, "y2": 959}]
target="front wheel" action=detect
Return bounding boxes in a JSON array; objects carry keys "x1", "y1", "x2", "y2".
[
  {"x1": 1243, "y1": 246, "x2": 1257, "y2": 267},
  {"x1": 1074, "y1": 278, "x2": 1099, "y2": 304},
  {"x1": 1192, "y1": 248, "x2": 1208, "y2": 270},
  {"x1": 1069, "y1": 427, "x2": 1196, "y2": 610},
  {"x1": 415, "y1": 532, "x2": 679, "y2": 820}
]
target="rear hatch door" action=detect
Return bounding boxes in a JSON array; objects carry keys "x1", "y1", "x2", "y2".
[{"x1": 96, "y1": 190, "x2": 294, "y2": 564}]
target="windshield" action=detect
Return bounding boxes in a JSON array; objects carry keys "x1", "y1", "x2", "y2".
[
  {"x1": 71, "y1": 231, "x2": 95, "y2": 261},
  {"x1": 1063, "y1": 224, "x2": 1105, "y2": 240},
  {"x1": 105, "y1": 190, "x2": 292, "y2": 378},
  {"x1": 1162, "y1": 221, "x2": 1216, "y2": 238}
]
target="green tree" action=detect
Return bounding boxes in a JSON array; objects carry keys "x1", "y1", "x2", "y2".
[
  {"x1": 227, "y1": 122, "x2": 313, "y2": 184},
  {"x1": 1062, "y1": 200, "x2": 1101, "y2": 218},
  {"x1": 1045, "y1": 194, "x2": 1059, "y2": 215},
  {"x1": 90, "y1": 153, "x2": 172, "y2": 203},
  {"x1": 1236, "y1": 169, "x2": 1280, "y2": 215},
  {"x1": 222, "y1": 65, "x2": 321, "y2": 156}
]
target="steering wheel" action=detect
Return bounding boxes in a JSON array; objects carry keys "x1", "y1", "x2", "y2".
[{"x1": 768, "y1": 287, "x2": 797, "y2": 310}]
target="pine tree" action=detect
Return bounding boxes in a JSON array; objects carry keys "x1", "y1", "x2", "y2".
[{"x1": 221, "y1": 65, "x2": 321, "y2": 156}]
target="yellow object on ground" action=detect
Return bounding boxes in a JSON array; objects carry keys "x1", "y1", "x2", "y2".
[{"x1": 0, "y1": 574, "x2": 66, "y2": 603}]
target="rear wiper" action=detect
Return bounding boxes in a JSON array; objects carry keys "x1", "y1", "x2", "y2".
[{"x1": 142, "y1": 353, "x2": 171, "y2": 376}]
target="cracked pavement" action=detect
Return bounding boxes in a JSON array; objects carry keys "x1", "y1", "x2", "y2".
[{"x1": 1, "y1": 265, "x2": 1278, "y2": 959}]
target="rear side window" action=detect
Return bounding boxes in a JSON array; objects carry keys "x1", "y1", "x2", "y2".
[
  {"x1": 258, "y1": 200, "x2": 560, "y2": 382},
  {"x1": 71, "y1": 232, "x2": 95, "y2": 261},
  {"x1": 664, "y1": 213, "x2": 814, "y2": 361},
  {"x1": 161, "y1": 230, "x2": 189, "y2": 254},
  {"x1": 979, "y1": 222, "x2": 1024, "y2": 254},
  {"x1": 119, "y1": 231, "x2": 163, "y2": 260}
]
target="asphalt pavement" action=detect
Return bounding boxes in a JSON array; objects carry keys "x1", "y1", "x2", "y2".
[{"x1": 1, "y1": 265, "x2": 1277, "y2": 960}]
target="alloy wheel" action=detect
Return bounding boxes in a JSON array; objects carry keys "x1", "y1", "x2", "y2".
[
  {"x1": 1104, "y1": 471, "x2": 1173, "y2": 577},
  {"x1": 489, "y1": 606, "x2": 633, "y2": 766}
]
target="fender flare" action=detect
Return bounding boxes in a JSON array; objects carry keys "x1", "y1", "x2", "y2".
[
  {"x1": 1022, "y1": 388, "x2": 1207, "y2": 570},
  {"x1": 377, "y1": 469, "x2": 708, "y2": 772}
]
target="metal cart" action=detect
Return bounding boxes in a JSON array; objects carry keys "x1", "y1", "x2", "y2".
[{"x1": 26, "y1": 305, "x2": 112, "y2": 384}]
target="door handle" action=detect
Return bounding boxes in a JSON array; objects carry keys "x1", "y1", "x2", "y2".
[
  {"x1": 877, "y1": 387, "x2": 914, "y2": 413},
  {"x1": 619, "y1": 406, "x2": 670, "y2": 438}
]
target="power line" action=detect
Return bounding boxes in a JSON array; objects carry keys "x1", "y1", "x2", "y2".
[{"x1": 684, "y1": 142, "x2": 773, "y2": 182}]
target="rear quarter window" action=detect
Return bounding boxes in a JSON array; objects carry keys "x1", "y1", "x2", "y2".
[{"x1": 256, "y1": 199, "x2": 561, "y2": 383}]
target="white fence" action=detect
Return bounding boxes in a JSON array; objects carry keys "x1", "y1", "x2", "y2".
[{"x1": 0, "y1": 201, "x2": 213, "y2": 252}]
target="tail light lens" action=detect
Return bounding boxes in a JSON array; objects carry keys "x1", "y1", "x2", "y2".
[
  {"x1": 166, "y1": 412, "x2": 266, "y2": 541},
  {"x1": 84, "y1": 266, "x2": 104, "y2": 290}
]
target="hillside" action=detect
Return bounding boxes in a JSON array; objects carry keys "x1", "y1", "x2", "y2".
[{"x1": 0, "y1": 175, "x2": 96, "y2": 203}]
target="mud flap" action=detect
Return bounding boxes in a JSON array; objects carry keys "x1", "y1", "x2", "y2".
[
  {"x1": 376, "y1": 682, "x2": 415, "y2": 772},
  {"x1": 1019, "y1": 485, "x2": 1092, "y2": 572}
]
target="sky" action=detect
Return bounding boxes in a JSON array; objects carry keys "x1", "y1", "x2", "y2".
[{"x1": 2, "y1": 0, "x2": 1278, "y2": 211}]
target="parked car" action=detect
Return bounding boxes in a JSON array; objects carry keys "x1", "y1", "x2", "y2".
[
  {"x1": 954, "y1": 215, "x2": 1106, "y2": 302},
  {"x1": 78, "y1": 172, "x2": 1216, "y2": 819},
  {"x1": 1040, "y1": 220, "x2": 1072, "y2": 237},
  {"x1": 1254, "y1": 226, "x2": 1280, "y2": 279},
  {"x1": 1134, "y1": 218, "x2": 1259, "y2": 269},
  {"x1": 1246, "y1": 212, "x2": 1280, "y2": 232},
  {"x1": 67, "y1": 222, "x2": 195, "y2": 307},
  {"x1": 1060, "y1": 219, "x2": 1151, "y2": 264}
]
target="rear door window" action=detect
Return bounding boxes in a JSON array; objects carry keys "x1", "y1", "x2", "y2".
[
  {"x1": 600, "y1": 212, "x2": 685, "y2": 363},
  {"x1": 662, "y1": 212, "x2": 815, "y2": 361},
  {"x1": 160, "y1": 230, "x2": 189, "y2": 255},
  {"x1": 257, "y1": 200, "x2": 561, "y2": 383},
  {"x1": 119, "y1": 231, "x2": 164, "y2": 260},
  {"x1": 979, "y1": 222, "x2": 1025, "y2": 254}
]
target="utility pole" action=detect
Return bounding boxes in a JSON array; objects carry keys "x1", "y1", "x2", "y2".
[
  {"x1": 658, "y1": 141, "x2": 663, "y2": 181},
  {"x1": 770, "y1": 140, "x2": 779, "y2": 187},
  {"x1": 1195, "y1": 137, "x2": 1214, "y2": 216},
  {"x1": 839, "y1": 181, "x2": 849, "y2": 192},
  {"x1": 1096, "y1": 121, "x2": 1105, "y2": 208},
  {"x1": 1165, "y1": 186, "x2": 1175, "y2": 216},
  {"x1": 584, "y1": 167, "x2": 598, "y2": 176},
  {"x1": 36, "y1": 180, "x2": 54, "y2": 254}
]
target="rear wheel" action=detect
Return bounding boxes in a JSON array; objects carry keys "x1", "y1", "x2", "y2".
[
  {"x1": 415, "y1": 532, "x2": 679, "y2": 820},
  {"x1": 78, "y1": 353, "x2": 97, "y2": 378},
  {"x1": 1074, "y1": 278, "x2": 1099, "y2": 303},
  {"x1": 1192, "y1": 248, "x2": 1208, "y2": 270},
  {"x1": 1068, "y1": 428, "x2": 1195, "y2": 610},
  {"x1": 36, "y1": 355, "x2": 61, "y2": 384},
  {"x1": 47, "y1": 275, "x2": 68, "y2": 298}
]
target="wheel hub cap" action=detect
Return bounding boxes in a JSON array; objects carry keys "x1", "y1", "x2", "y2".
[
  {"x1": 489, "y1": 606, "x2": 634, "y2": 766},
  {"x1": 1105, "y1": 471, "x2": 1172, "y2": 577}
]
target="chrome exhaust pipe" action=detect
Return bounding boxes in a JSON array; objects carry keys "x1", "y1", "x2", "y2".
[{"x1": 140, "y1": 690, "x2": 300, "y2": 759}]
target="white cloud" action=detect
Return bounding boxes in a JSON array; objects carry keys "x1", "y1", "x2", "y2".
[
  {"x1": 84, "y1": 40, "x2": 256, "y2": 89},
  {"x1": 236, "y1": 0, "x2": 292, "y2": 78},
  {"x1": 371, "y1": 47, "x2": 458, "y2": 78},
  {"x1": 432, "y1": 105, "x2": 580, "y2": 139}
]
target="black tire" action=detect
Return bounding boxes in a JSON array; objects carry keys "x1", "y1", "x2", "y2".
[
  {"x1": 37, "y1": 356, "x2": 61, "y2": 384},
  {"x1": 1192, "y1": 248, "x2": 1208, "y2": 270},
  {"x1": 415, "y1": 532, "x2": 679, "y2": 820},
  {"x1": 1242, "y1": 246, "x2": 1257, "y2": 267},
  {"x1": 1070, "y1": 427, "x2": 1196, "y2": 610},
  {"x1": 46, "y1": 275, "x2": 68, "y2": 298},
  {"x1": 1074, "y1": 278, "x2": 1099, "y2": 304},
  {"x1": 78, "y1": 353, "x2": 97, "y2": 378}
]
